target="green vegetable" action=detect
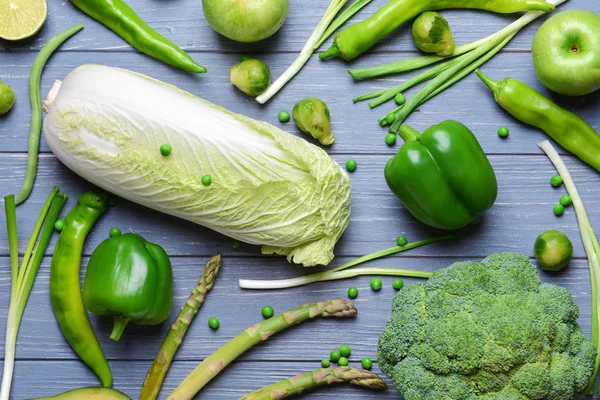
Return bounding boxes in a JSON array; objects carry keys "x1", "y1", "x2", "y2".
[
  {"x1": 392, "y1": 279, "x2": 403, "y2": 290},
  {"x1": 230, "y1": 59, "x2": 271, "y2": 96},
  {"x1": 30, "y1": 387, "x2": 131, "y2": 400},
  {"x1": 338, "y1": 357, "x2": 349, "y2": 366},
  {"x1": 321, "y1": 359, "x2": 331, "y2": 368},
  {"x1": 551, "y1": 175, "x2": 563, "y2": 187},
  {"x1": 554, "y1": 203, "x2": 565, "y2": 216},
  {"x1": 262, "y1": 306, "x2": 274, "y2": 319},
  {"x1": 208, "y1": 317, "x2": 220, "y2": 329},
  {"x1": 256, "y1": 0, "x2": 374, "y2": 104},
  {"x1": 0, "y1": 188, "x2": 66, "y2": 400},
  {"x1": 385, "y1": 121, "x2": 497, "y2": 230},
  {"x1": 239, "y1": 235, "x2": 453, "y2": 289},
  {"x1": 72, "y1": 0, "x2": 205, "y2": 73},
  {"x1": 385, "y1": 133, "x2": 397, "y2": 146},
  {"x1": 477, "y1": 69, "x2": 600, "y2": 173},
  {"x1": 202, "y1": 0, "x2": 288, "y2": 43},
  {"x1": 330, "y1": 350, "x2": 341, "y2": 362},
  {"x1": 0, "y1": 81, "x2": 15, "y2": 115},
  {"x1": 361, "y1": 358, "x2": 372, "y2": 370},
  {"x1": 109, "y1": 227, "x2": 121, "y2": 237},
  {"x1": 396, "y1": 236, "x2": 407, "y2": 246},
  {"x1": 320, "y1": 0, "x2": 553, "y2": 61},
  {"x1": 240, "y1": 55, "x2": 252, "y2": 62},
  {"x1": 379, "y1": 252, "x2": 597, "y2": 399},
  {"x1": 561, "y1": 194, "x2": 573, "y2": 207},
  {"x1": 238, "y1": 367, "x2": 387, "y2": 400},
  {"x1": 167, "y1": 299, "x2": 358, "y2": 399},
  {"x1": 16, "y1": 25, "x2": 83, "y2": 205},
  {"x1": 140, "y1": 255, "x2": 221, "y2": 400},
  {"x1": 347, "y1": 287, "x2": 358, "y2": 299},
  {"x1": 346, "y1": 159, "x2": 357, "y2": 172},
  {"x1": 370, "y1": 277, "x2": 382, "y2": 291},
  {"x1": 538, "y1": 140, "x2": 600, "y2": 394},
  {"x1": 43, "y1": 65, "x2": 351, "y2": 267},
  {"x1": 498, "y1": 126, "x2": 509, "y2": 138},
  {"x1": 394, "y1": 93, "x2": 406, "y2": 105},
  {"x1": 412, "y1": 12, "x2": 455, "y2": 56},
  {"x1": 340, "y1": 345, "x2": 351, "y2": 357},
  {"x1": 50, "y1": 192, "x2": 112, "y2": 387},
  {"x1": 160, "y1": 144, "x2": 172, "y2": 156},
  {"x1": 534, "y1": 230, "x2": 573, "y2": 272},
  {"x1": 278, "y1": 110, "x2": 291, "y2": 123},
  {"x1": 54, "y1": 219, "x2": 64, "y2": 231},
  {"x1": 231, "y1": 240, "x2": 241, "y2": 249},
  {"x1": 201, "y1": 174, "x2": 212, "y2": 186},
  {"x1": 292, "y1": 98, "x2": 335, "y2": 146},
  {"x1": 83, "y1": 233, "x2": 174, "y2": 341}
]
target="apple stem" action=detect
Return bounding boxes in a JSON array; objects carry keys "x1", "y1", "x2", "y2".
[{"x1": 475, "y1": 69, "x2": 499, "y2": 93}]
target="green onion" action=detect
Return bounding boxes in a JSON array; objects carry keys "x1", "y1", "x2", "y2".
[
  {"x1": 0, "y1": 188, "x2": 67, "y2": 400},
  {"x1": 538, "y1": 140, "x2": 600, "y2": 395}
]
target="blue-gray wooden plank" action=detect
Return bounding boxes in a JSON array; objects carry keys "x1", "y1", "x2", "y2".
[{"x1": 1, "y1": 0, "x2": 600, "y2": 398}]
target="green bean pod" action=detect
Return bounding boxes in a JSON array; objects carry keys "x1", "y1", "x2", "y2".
[
  {"x1": 50, "y1": 192, "x2": 112, "y2": 387},
  {"x1": 320, "y1": 0, "x2": 555, "y2": 61},
  {"x1": 476, "y1": 70, "x2": 600, "y2": 173},
  {"x1": 71, "y1": 0, "x2": 206, "y2": 73}
]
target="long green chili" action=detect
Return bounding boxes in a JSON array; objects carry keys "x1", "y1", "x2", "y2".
[{"x1": 16, "y1": 25, "x2": 83, "y2": 205}]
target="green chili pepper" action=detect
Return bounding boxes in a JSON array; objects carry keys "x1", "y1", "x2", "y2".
[
  {"x1": 476, "y1": 70, "x2": 600, "y2": 173},
  {"x1": 319, "y1": 0, "x2": 554, "y2": 61},
  {"x1": 50, "y1": 192, "x2": 111, "y2": 387},
  {"x1": 385, "y1": 121, "x2": 497, "y2": 230},
  {"x1": 83, "y1": 233, "x2": 174, "y2": 341},
  {"x1": 16, "y1": 25, "x2": 84, "y2": 205},
  {"x1": 70, "y1": 0, "x2": 205, "y2": 73}
]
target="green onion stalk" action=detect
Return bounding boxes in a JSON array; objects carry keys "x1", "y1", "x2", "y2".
[
  {"x1": 256, "y1": 0, "x2": 373, "y2": 104},
  {"x1": 1, "y1": 188, "x2": 67, "y2": 400},
  {"x1": 239, "y1": 235, "x2": 452, "y2": 290},
  {"x1": 538, "y1": 141, "x2": 600, "y2": 395}
]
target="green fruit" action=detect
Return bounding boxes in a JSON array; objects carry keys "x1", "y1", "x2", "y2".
[
  {"x1": 0, "y1": 82, "x2": 15, "y2": 115},
  {"x1": 202, "y1": 0, "x2": 288, "y2": 43},
  {"x1": 0, "y1": 0, "x2": 47, "y2": 41},
  {"x1": 532, "y1": 10, "x2": 600, "y2": 96},
  {"x1": 534, "y1": 230, "x2": 573, "y2": 272}
]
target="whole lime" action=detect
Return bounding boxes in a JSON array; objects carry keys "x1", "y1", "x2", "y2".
[
  {"x1": 0, "y1": 82, "x2": 15, "y2": 115},
  {"x1": 534, "y1": 230, "x2": 573, "y2": 272}
]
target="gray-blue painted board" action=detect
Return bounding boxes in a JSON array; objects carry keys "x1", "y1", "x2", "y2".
[{"x1": 0, "y1": 0, "x2": 599, "y2": 398}]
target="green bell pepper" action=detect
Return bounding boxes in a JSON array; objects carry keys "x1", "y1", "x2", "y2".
[
  {"x1": 83, "y1": 233, "x2": 174, "y2": 341},
  {"x1": 384, "y1": 120, "x2": 497, "y2": 230}
]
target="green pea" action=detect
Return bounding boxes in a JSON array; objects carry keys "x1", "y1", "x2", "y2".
[
  {"x1": 393, "y1": 279, "x2": 404, "y2": 290},
  {"x1": 109, "y1": 227, "x2": 121, "y2": 237},
  {"x1": 208, "y1": 317, "x2": 220, "y2": 329},
  {"x1": 330, "y1": 350, "x2": 341, "y2": 362},
  {"x1": 361, "y1": 357, "x2": 373, "y2": 370},
  {"x1": 160, "y1": 144, "x2": 172, "y2": 156},
  {"x1": 497, "y1": 126, "x2": 509, "y2": 138},
  {"x1": 560, "y1": 194, "x2": 572, "y2": 207},
  {"x1": 340, "y1": 345, "x2": 351, "y2": 357},
  {"x1": 231, "y1": 239, "x2": 241, "y2": 249},
  {"x1": 201, "y1": 174, "x2": 212, "y2": 186},
  {"x1": 54, "y1": 219, "x2": 64, "y2": 232},
  {"x1": 338, "y1": 357, "x2": 349, "y2": 366},
  {"x1": 385, "y1": 133, "x2": 397, "y2": 146},
  {"x1": 278, "y1": 110, "x2": 291, "y2": 123},
  {"x1": 550, "y1": 176, "x2": 563, "y2": 187},
  {"x1": 370, "y1": 277, "x2": 382, "y2": 291},
  {"x1": 394, "y1": 93, "x2": 406, "y2": 106},
  {"x1": 347, "y1": 287, "x2": 358, "y2": 299},
  {"x1": 346, "y1": 159, "x2": 357, "y2": 172},
  {"x1": 261, "y1": 306, "x2": 274, "y2": 319},
  {"x1": 396, "y1": 235, "x2": 407, "y2": 246},
  {"x1": 240, "y1": 54, "x2": 252, "y2": 62},
  {"x1": 553, "y1": 204, "x2": 564, "y2": 216},
  {"x1": 321, "y1": 359, "x2": 331, "y2": 368}
]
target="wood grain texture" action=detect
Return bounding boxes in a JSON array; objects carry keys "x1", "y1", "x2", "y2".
[{"x1": 1, "y1": 0, "x2": 600, "y2": 398}]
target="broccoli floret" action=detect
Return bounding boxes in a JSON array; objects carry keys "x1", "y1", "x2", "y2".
[{"x1": 378, "y1": 252, "x2": 596, "y2": 400}]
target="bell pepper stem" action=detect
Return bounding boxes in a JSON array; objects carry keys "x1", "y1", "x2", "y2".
[
  {"x1": 475, "y1": 69, "x2": 499, "y2": 93},
  {"x1": 398, "y1": 125, "x2": 422, "y2": 142},
  {"x1": 110, "y1": 316, "x2": 131, "y2": 341}
]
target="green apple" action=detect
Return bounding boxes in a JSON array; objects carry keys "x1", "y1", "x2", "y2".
[{"x1": 532, "y1": 9, "x2": 600, "y2": 96}]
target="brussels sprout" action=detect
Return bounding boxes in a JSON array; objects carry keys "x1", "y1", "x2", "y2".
[
  {"x1": 292, "y1": 98, "x2": 335, "y2": 146},
  {"x1": 202, "y1": 0, "x2": 288, "y2": 43},
  {"x1": 0, "y1": 81, "x2": 15, "y2": 115},
  {"x1": 412, "y1": 12, "x2": 456, "y2": 56},
  {"x1": 534, "y1": 230, "x2": 573, "y2": 272},
  {"x1": 230, "y1": 58, "x2": 271, "y2": 97}
]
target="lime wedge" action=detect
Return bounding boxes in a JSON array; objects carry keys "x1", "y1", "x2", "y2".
[{"x1": 0, "y1": 0, "x2": 47, "y2": 41}]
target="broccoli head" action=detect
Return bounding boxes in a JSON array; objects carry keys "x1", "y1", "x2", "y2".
[{"x1": 378, "y1": 252, "x2": 596, "y2": 400}]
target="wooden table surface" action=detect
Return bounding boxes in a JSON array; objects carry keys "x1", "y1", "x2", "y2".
[{"x1": 1, "y1": 0, "x2": 600, "y2": 398}]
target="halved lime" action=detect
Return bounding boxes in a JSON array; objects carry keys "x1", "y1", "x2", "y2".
[{"x1": 0, "y1": 0, "x2": 47, "y2": 41}]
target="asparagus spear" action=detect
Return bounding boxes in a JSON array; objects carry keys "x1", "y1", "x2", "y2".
[
  {"x1": 239, "y1": 367, "x2": 387, "y2": 400},
  {"x1": 139, "y1": 254, "x2": 222, "y2": 400},
  {"x1": 167, "y1": 299, "x2": 358, "y2": 400}
]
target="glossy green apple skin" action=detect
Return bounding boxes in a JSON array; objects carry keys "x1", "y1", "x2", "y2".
[{"x1": 532, "y1": 9, "x2": 600, "y2": 96}]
